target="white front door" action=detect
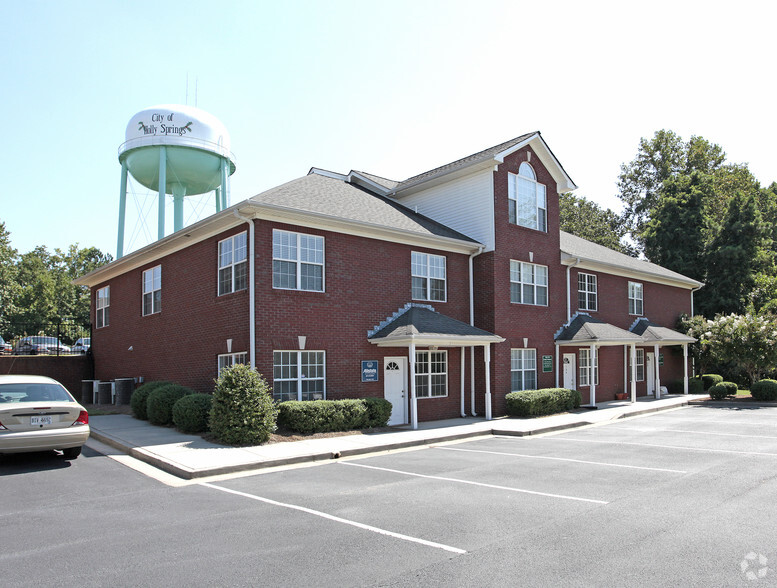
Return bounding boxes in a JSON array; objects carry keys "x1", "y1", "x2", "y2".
[
  {"x1": 563, "y1": 353, "x2": 576, "y2": 390},
  {"x1": 646, "y1": 352, "x2": 655, "y2": 396},
  {"x1": 384, "y1": 357, "x2": 407, "y2": 426}
]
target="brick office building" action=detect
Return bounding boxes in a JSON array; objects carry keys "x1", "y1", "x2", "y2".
[{"x1": 75, "y1": 132, "x2": 701, "y2": 427}]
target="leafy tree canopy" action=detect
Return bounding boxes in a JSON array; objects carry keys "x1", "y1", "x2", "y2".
[{"x1": 559, "y1": 192, "x2": 634, "y2": 255}]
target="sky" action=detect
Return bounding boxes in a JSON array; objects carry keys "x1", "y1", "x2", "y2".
[{"x1": 2, "y1": 0, "x2": 776, "y2": 259}]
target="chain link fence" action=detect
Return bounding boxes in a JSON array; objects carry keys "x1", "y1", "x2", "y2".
[{"x1": 0, "y1": 320, "x2": 91, "y2": 356}]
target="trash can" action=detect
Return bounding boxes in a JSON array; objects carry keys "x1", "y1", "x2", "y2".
[
  {"x1": 81, "y1": 380, "x2": 96, "y2": 404},
  {"x1": 97, "y1": 381, "x2": 113, "y2": 404},
  {"x1": 115, "y1": 378, "x2": 134, "y2": 405}
]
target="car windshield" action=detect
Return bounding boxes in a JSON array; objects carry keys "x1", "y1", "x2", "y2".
[{"x1": 0, "y1": 383, "x2": 74, "y2": 403}]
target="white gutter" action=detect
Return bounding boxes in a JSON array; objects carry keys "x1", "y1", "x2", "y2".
[
  {"x1": 690, "y1": 284, "x2": 704, "y2": 316},
  {"x1": 233, "y1": 209, "x2": 256, "y2": 369},
  {"x1": 566, "y1": 258, "x2": 581, "y2": 321},
  {"x1": 469, "y1": 245, "x2": 484, "y2": 416}
]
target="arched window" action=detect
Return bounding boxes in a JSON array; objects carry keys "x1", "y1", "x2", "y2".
[{"x1": 508, "y1": 162, "x2": 547, "y2": 232}]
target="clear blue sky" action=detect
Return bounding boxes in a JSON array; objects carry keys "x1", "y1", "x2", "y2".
[{"x1": 2, "y1": 0, "x2": 775, "y2": 258}]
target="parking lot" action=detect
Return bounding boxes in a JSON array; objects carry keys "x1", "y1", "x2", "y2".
[{"x1": 5, "y1": 404, "x2": 777, "y2": 586}]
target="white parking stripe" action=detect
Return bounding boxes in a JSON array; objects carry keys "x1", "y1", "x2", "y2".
[
  {"x1": 200, "y1": 482, "x2": 467, "y2": 554},
  {"x1": 549, "y1": 437, "x2": 777, "y2": 457},
  {"x1": 434, "y1": 446, "x2": 686, "y2": 473},
  {"x1": 341, "y1": 462, "x2": 608, "y2": 505},
  {"x1": 603, "y1": 426, "x2": 777, "y2": 440}
]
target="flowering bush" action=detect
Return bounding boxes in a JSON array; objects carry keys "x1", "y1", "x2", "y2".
[{"x1": 708, "y1": 313, "x2": 777, "y2": 385}]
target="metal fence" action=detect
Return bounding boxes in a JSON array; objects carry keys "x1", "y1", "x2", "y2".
[{"x1": 0, "y1": 320, "x2": 91, "y2": 356}]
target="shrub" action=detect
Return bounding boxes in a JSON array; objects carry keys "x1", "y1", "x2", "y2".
[
  {"x1": 278, "y1": 399, "x2": 369, "y2": 434},
  {"x1": 750, "y1": 379, "x2": 777, "y2": 402},
  {"x1": 209, "y1": 364, "x2": 278, "y2": 445},
  {"x1": 701, "y1": 374, "x2": 723, "y2": 391},
  {"x1": 708, "y1": 384, "x2": 728, "y2": 400},
  {"x1": 688, "y1": 378, "x2": 705, "y2": 395},
  {"x1": 719, "y1": 381, "x2": 738, "y2": 396},
  {"x1": 130, "y1": 381, "x2": 172, "y2": 420},
  {"x1": 505, "y1": 388, "x2": 581, "y2": 417},
  {"x1": 363, "y1": 397, "x2": 392, "y2": 428},
  {"x1": 172, "y1": 393, "x2": 213, "y2": 434},
  {"x1": 147, "y1": 384, "x2": 195, "y2": 426}
]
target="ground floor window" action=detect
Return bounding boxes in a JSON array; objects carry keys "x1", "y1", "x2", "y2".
[
  {"x1": 511, "y1": 349, "x2": 537, "y2": 391},
  {"x1": 415, "y1": 350, "x2": 447, "y2": 398},
  {"x1": 633, "y1": 348, "x2": 645, "y2": 382},
  {"x1": 218, "y1": 352, "x2": 247, "y2": 375},
  {"x1": 273, "y1": 351, "x2": 326, "y2": 402},
  {"x1": 579, "y1": 348, "x2": 599, "y2": 386}
]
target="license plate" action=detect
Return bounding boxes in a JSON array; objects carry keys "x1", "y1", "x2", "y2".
[{"x1": 31, "y1": 416, "x2": 53, "y2": 426}]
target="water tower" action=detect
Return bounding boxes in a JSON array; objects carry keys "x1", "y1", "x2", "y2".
[{"x1": 116, "y1": 104, "x2": 237, "y2": 258}]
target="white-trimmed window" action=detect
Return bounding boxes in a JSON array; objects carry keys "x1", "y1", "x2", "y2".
[
  {"x1": 218, "y1": 232, "x2": 248, "y2": 296},
  {"x1": 633, "y1": 348, "x2": 645, "y2": 382},
  {"x1": 629, "y1": 281, "x2": 644, "y2": 315},
  {"x1": 579, "y1": 348, "x2": 599, "y2": 387},
  {"x1": 510, "y1": 260, "x2": 548, "y2": 305},
  {"x1": 273, "y1": 351, "x2": 326, "y2": 402},
  {"x1": 415, "y1": 350, "x2": 447, "y2": 398},
  {"x1": 142, "y1": 266, "x2": 161, "y2": 316},
  {"x1": 508, "y1": 162, "x2": 547, "y2": 232},
  {"x1": 218, "y1": 352, "x2": 247, "y2": 375},
  {"x1": 578, "y1": 273, "x2": 597, "y2": 311},
  {"x1": 412, "y1": 252, "x2": 446, "y2": 302},
  {"x1": 96, "y1": 286, "x2": 110, "y2": 328},
  {"x1": 272, "y1": 230, "x2": 324, "y2": 292},
  {"x1": 511, "y1": 349, "x2": 537, "y2": 391}
]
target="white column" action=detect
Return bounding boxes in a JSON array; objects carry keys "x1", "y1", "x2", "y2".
[
  {"x1": 589, "y1": 343, "x2": 596, "y2": 407},
  {"x1": 555, "y1": 343, "x2": 560, "y2": 388},
  {"x1": 460, "y1": 348, "x2": 466, "y2": 417},
  {"x1": 630, "y1": 344, "x2": 637, "y2": 402},
  {"x1": 484, "y1": 344, "x2": 492, "y2": 420},
  {"x1": 409, "y1": 343, "x2": 417, "y2": 430},
  {"x1": 683, "y1": 344, "x2": 689, "y2": 394},
  {"x1": 470, "y1": 346, "x2": 477, "y2": 416},
  {"x1": 654, "y1": 343, "x2": 661, "y2": 399}
]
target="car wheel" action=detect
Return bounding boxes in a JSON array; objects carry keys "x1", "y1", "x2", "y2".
[{"x1": 61, "y1": 447, "x2": 82, "y2": 460}]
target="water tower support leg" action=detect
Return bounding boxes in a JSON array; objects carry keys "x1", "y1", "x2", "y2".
[
  {"x1": 215, "y1": 188, "x2": 222, "y2": 212},
  {"x1": 117, "y1": 161, "x2": 128, "y2": 259},
  {"x1": 158, "y1": 146, "x2": 167, "y2": 240},
  {"x1": 173, "y1": 185, "x2": 184, "y2": 232},
  {"x1": 221, "y1": 158, "x2": 228, "y2": 209}
]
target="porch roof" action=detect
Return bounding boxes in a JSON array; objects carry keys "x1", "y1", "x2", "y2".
[
  {"x1": 630, "y1": 318, "x2": 696, "y2": 345},
  {"x1": 555, "y1": 313, "x2": 643, "y2": 347}
]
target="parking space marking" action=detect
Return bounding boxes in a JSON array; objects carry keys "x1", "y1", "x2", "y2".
[
  {"x1": 433, "y1": 446, "x2": 686, "y2": 473},
  {"x1": 200, "y1": 482, "x2": 467, "y2": 554},
  {"x1": 548, "y1": 437, "x2": 777, "y2": 457},
  {"x1": 601, "y1": 426, "x2": 777, "y2": 441},
  {"x1": 341, "y1": 462, "x2": 609, "y2": 504}
]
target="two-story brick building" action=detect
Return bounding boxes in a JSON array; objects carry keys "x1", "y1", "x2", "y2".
[{"x1": 75, "y1": 132, "x2": 701, "y2": 427}]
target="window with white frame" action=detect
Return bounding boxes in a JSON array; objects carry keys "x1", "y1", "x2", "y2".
[
  {"x1": 411, "y1": 252, "x2": 446, "y2": 302},
  {"x1": 629, "y1": 281, "x2": 644, "y2": 315},
  {"x1": 142, "y1": 266, "x2": 161, "y2": 316},
  {"x1": 633, "y1": 348, "x2": 645, "y2": 382},
  {"x1": 218, "y1": 232, "x2": 248, "y2": 296},
  {"x1": 578, "y1": 273, "x2": 598, "y2": 311},
  {"x1": 510, "y1": 260, "x2": 548, "y2": 305},
  {"x1": 218, "y1": 352, "x2": 247, "y2": 375},
  {"x1": 511, "y1": 349, "x2": 537, "y2": 391},
  {"x1": 273, "y1": 351, "x2": 326, "y2": 402},
  {"x1": 415, "y1": 350, "x2": 447, "y2": 398},
  {"x1": 579, "y1": 348, "x2": 599, "y2": 386},
  {"x1": 272, "y1": 230, "x2": 324, "y2": 292},
  {"x1": 96, "y1": 286, "x2": 110, "y2": 328},
  {"x1": 508, "y1": 162, "x2": 547, "y2": 232}
]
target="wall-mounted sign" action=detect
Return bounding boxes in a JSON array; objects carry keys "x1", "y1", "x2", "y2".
[
  {"x1": 361, "y1": 360, "x2": 379, "y2": 382},
  {"x1": 658, "y1": 353, "x2": 664, "y2": 366},
  {"x1": 542, "y1": 355, "x2": 553, "y2": 372}
]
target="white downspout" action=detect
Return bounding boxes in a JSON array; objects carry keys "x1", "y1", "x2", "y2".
[
  {"x1": 566, "y1": 258, "x2": 581, "y2": 321},
  {"x1": 233, "y1": 210, "x2": 256, "y2": 369},
  {"x1": 469, "y1": 246, "x2": 484, "y2": 416}
]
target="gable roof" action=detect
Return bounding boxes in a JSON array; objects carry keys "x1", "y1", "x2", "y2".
[
  {"x1": 555, "y1": 313, "x2": 644, "y2": 346},
  {"x1": 559, "y1": 231, "x2": 704, "y2": 290},
  {"x1": 630, "y1": 318, "x2": 696, "y2": 345}
]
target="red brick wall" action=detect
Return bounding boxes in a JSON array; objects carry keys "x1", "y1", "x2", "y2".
[{"x1": 0, "y1": 356, "x2": 93, "y2": 398}]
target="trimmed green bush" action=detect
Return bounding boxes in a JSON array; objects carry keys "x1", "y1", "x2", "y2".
[
  {"x1": 688, "y1": 377, "x2": 705, "y2": 395},
  {"x1": 278, "y1": 399, "x2": 369, "y2": 434},
  {"x1": 209, "y1": 364, "x2": 278, "y2": 445},
  {"x1": 708, "y1": 384, "x2": 728, "y2": 400},
  {"x1": 750, "y1": 379, "x2": 777, "y2": 402},
  {"x1": 172, "y1": 393, "x2": 213, "y2": 434},
  {"x1": 701, "y1": 374, "x2": 723, "y2": 391},
  {"x1": 147, "y1": 384, "x2": 195, "y2": 426},
  {"x1": 720, "y1": 381, "x2": 738, "y2": 396},
  {"x1": 363, "y1": 397, "x2": 392, "y2": 428},
  {"x1": 130, "y1": 381, "x2": 172, "y2": 420},
  {"x1": 505, "y1": 388, "x2": 582, "y2": 417}
]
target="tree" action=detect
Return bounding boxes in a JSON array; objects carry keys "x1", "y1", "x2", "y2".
[
  {"x1": 707, "y1": 313, "x2": 777, "y2": 385},
  {"x1": 0, "y1": 221, "x2": 20, "y2": 333},
  {"x1": 13, "y1": 246, "x2": 57, "y2": 328},
  {"x1": 559, "y1": 192, "x2": 633, "y2": 255}
]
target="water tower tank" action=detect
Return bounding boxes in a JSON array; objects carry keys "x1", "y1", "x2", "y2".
[{"x1": 116, "y1": 104, "x2": 237, "y2": 258}]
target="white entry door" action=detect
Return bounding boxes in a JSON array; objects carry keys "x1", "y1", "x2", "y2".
[
  {"x1": 563, "y1": 353, "x2": 576, "y2": 390},
  {"x1": 646, "y1": 352, "x2": 656, "y2": 396},
  {"x1": 384, "y1": 357, "x2": 407, "y2": 426}
]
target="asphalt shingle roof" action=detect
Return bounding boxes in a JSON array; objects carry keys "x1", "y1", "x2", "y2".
[
  {"x1": 555, "y1": 313, "x2": 644, "y2": 345},
  {"x1": 630, "y1": 318, "x2": 696, "y2": 344},
  {"x1": 369, "y1": 305, "x2": 500, "y2": 342}
]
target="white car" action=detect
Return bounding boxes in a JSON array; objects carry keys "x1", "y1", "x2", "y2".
[
  {"x1": 0, "y1": 375, "x2": 90, "y2": 459},
  {"x1": 72, "y1": 337, "x2": 91, "y2": 354}
]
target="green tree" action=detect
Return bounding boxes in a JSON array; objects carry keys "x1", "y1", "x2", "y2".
[
  {"x1": 13, "y1": 246, "x2": 57, "y2": 328},
  {"x1": 707, "y1": 313, "x2": 777, "y2": 385},
  {"x1": 559, "y1": 192, "x2": 633, "y2": 255},
  {"x1": 0, "y1": 221, "x2": 20, "y2": 334}
]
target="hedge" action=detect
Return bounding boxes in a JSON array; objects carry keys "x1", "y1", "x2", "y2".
[
  {"x1": 130, "y1": 381, "x2": 173, "y2": 420},
  {"x1": 701, "y1": 374, "x2": 723, "y2": 391},
  {"x1": 750, "y1": 379, "x2": 777, "y2": 402},
  {"x1": 172, "y1": 393, "x2": 213, "y2": 433},
  {"x1": 278, "y1": 398, "x2": 393, "y2": 434},
  {"x1": 708, "y1": 381, "x2": 737, "y2": 400},
  {"x1": 505, "y1": 388, "x2": 582, "y2": 417},
  {"x1": 147, "y1": 384, "x2": 196, "y2": 426}
]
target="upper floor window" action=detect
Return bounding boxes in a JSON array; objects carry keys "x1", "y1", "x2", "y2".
[
  {"x1": 218, "y1": 232, "x2": 248, "y2": 296},
  {"x1": 412, "y1": 252, "x2": 446, "y2": 302},
  {"x1": 273, "y1": 351, "x2": 326, "y2": 402},
  {"x1": 510, "y1": 260, "x2": 548, "y2": 305},
  {"x1": 629, "y1": 281, "x2": 644, "y2": 315},
  {"x1": 511, "y1": 348, "x2": 537, "y2": 392},
  {"x1": 96, "y1": 286, "x2": 110, "y2": 328},
  {"x1": 272, "y1": 230, "x2": 324, "y2": 292},
  {"x1": 415, "y1": 350, "x2": 448, "y2": 398},
  {"x1": 508, "y1": 163, "x2": 547, "y2": 232},
  {"x1": 578, "y1": 273, "x2": 598, "y2": 311},
  {"x1": 142, "y1": 266, "x2": 161, "y2": 316}
]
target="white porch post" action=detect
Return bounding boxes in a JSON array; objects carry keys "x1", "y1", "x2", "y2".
[
  {"x1": 409, "y1": 343, "x2": 418, "y2": 430},
  {"x1": 460, "y1": 348, "x2": 466, "y2": 417},
  {"x1": 470, "y1": 346, "x2": 477, "y2": 416},
  {"x1": 630, "y1": 343, "x2": 637, "y2": 402},
  {"x1": 484, "y1": 344, "x2": 492, "y2": 420},
  {"x1": 589, "y1": 343, "x2": 596, "y2": 407},
  {"x1": 654, "y1": 343, "x2": 661, "y2": 399},
  {"x1": 555, "y1": 343, "x2": 560, "y2": 388},
  {"x1": 683, "y1": 343, "x2": 689, "y2": 394}
]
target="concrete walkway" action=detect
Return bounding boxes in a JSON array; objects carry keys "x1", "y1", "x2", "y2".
[{"x1": 88, "y1": 395, "x2": 702, "y2": 479}]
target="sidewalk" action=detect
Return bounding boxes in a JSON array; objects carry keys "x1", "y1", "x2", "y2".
[{"x1": 87, "y1": 395, "x2": 700, "y2": 480}]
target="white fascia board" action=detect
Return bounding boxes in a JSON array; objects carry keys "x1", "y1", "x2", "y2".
[
  {"x1": 496, "y1": 135, "x2": 578, "y2": 193},
  {"x1": 308, "y1": 168, "x2": 348, "y2": 181},
  {"x1": 346, "y1": 171, "x2": 392, "y2": 196},
  {"x1": 560, "y1": 252, "x2": 704, "y2": 290},
  {"x1": 391, "y1": 159, "x2": 498, "y2": 198},
  {"x1": 369, "y1": 334, "x2": 505, "y2": 347}
]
